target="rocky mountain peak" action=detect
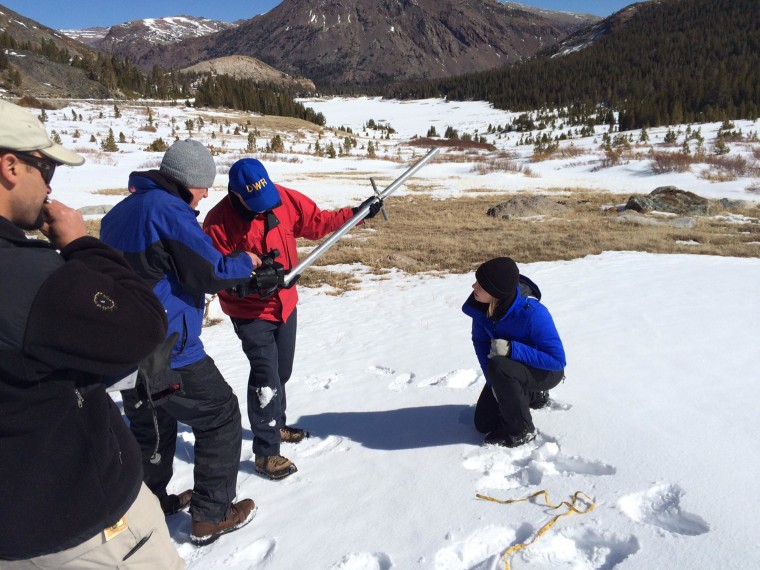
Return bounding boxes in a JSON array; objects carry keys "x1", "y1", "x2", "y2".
[
  {"x1": 136, "y1": 0, "x2": 599, "y2": 87},
  {"x1": 60, "y1": 15, "x2": 237, "y2": 61}
]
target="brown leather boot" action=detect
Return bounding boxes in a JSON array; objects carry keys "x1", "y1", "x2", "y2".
[
  {"x1": 255, "y1": 454, "x2": 298, "y2": 480},
  {"x1": 280, "y1": 425, "x2": 310, "y2": 443},
  {"x1": 159, "y1": 489, "x2": 193, "y2": 515},
  {"x1": 190, "y1": 499, "x2": 256, "y2": 546}
]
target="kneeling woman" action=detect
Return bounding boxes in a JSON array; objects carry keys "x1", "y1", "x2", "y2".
[{"x1": 463, "y1": 257, "x2": 566, "y2": 447}]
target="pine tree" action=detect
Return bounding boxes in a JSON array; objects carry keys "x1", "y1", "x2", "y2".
[
  {"x1": 245, "y1": 132, "x2": 257, "y2": 153},
  {"x1": 101, "y1": 129, "x2": 118, "y2": 152}
]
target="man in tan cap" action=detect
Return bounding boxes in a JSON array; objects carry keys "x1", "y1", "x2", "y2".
[{"x1": 0, "y1": 99, "x2": 184, "y2": 568}]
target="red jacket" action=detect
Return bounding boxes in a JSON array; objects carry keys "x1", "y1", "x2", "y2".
[{"x1": 204, "y1": 184, "x2": 354, "y2": 323}]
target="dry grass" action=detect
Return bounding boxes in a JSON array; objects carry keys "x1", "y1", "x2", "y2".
[
  {"x1": 297, "y1": 268, "x2": 363, "y2": 294},
  {"x1": 93, "y1": 188, "x2": 129, "y2": 196},
  {"x1": 292, "y1": 192, "x2": 760, "y2": 279},
  {"x1": 35, "y1": 190, "x2": 760, "y2": 295}
]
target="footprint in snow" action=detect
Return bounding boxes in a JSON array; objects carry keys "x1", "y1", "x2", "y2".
[
  {"x1": 388, "y1": 372, "x2": 414, "y2": 391},
  {"x1": 618, "y1": 483, "x2": 709, "y2": 536},
  {"x1": 369, "y1": 365, "x2": 396, "y2": 376},
  {"x1": 434, "y1": 525, "x2": 515, "y2": 570},
  {"x1": 521, "y1": 527, "x2": 639, "y2": 569},
  {"x1": 417, "y1": 369, "x2": 480, "y2": 389},
  {"x1": 463, "y1": 434, "x2": 615, "y2": 491},
  {"x1": 220, "y1": 537, "x2": 277, "y2": 566},
  {"x1": 297, "y1": 435, "x2": 349, "y2": 458},
  {"x1": 303, "y1": 373, "x2": 342, "y2": 391},
  {"x1": 329, "y1": 551, "x2": 392, "y2": 570}
]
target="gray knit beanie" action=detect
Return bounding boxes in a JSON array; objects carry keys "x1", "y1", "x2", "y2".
[{"x1": 160, "y1": 139, "x2": 216, "y2": 188}]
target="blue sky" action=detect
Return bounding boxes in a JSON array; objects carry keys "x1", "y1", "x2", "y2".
[{"x1": 1, "y1": 1, "x2": 638, "y2": 30}]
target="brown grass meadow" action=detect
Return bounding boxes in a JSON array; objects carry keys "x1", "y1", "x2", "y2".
[
  {"x1": 79, "y1": 189, "x2": 760, "y2": 294},
  {"x1": 294, "y1": 191, "x2": 760, "y2": 292}
]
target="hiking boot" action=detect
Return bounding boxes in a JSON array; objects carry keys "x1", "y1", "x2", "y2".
[
  {"x1": 280, "y1": 425, "x2": 310, "y2": 443},
  {"x1": 159, "y1": 489, "x2": 193, "y2": 515},
  {"x1": 190, "y1": 499, "x2": 256, "y2": 546},
  {"x1": 255, "y1": 454, "x2": 298, "y2": 480},
  {"x1": 529, "y1": 390, "x2": 550, "y2": 410},
  {"x1": 484, "y1": 428, "x2": 537, "y2": 448}
]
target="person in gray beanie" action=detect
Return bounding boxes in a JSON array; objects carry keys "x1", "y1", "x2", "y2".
[
  {"x1": 160, "y1": 138, "x2": 217, "y2": 190},
  {"x1": 101, "y1": 139, "x2": 262, "y2": 546}
]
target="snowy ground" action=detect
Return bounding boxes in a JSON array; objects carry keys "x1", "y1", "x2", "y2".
[{"x1": 23, "y1": 96, "x2": 760, "y2": 568}]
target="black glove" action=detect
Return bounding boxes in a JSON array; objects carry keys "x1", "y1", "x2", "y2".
[
  {"x1": 352, "y1": 197, "x2": 383, "y2": 220},
  {"x1": 133, "y1": 332, "x2": 182, "y2": 408},
  {"x1": 252, "y1": 264, "x2": 282, "y2": 298}
]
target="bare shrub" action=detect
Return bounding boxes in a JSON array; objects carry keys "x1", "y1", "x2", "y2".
[
  {"x1": 408, "y1": 137, "x2": 495, "y2": 151},
  {"x1": 704, "y1": 154, "x2": 757, "y2": 177},
  {"x1": 471, "y1": 154, "x2": 528, "y2": 175},
  {"x1": 593, "y1": 148, "x2": 624, "y2": 171},
  {"x1": 699, "y1": 169, "x2": 737, "y2": 182},
  {"x1": 650, "y1": 151, "x2": 693, "y2": 173},
  {"x1": 214, "y1": 154, "x2": 302, "y2": 171},
  {"x1": 138, "y1": 158, "x2": 162, "y2": 169},
  {"x1": 16, "y1": 95, "x2": 57, "y2": 110},
  {"x1": 556, "y1": 145, "x2": 586, "y2": 159}
]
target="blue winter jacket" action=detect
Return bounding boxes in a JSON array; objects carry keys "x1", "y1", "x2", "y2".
[
  {"x1": 100, "y1": 171, "x2": 254, "y2": 368},
  {"x1": 462, "y1": 283, "x2": 566, "y2": 382}
]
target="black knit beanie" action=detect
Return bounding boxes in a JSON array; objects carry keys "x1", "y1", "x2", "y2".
[{"x1": 475, "y1": 257, "x2": 519, "y2": 303}]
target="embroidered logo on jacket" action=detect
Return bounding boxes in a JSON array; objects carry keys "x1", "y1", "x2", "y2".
[{"x1": 93, "y1": 291, "x2": 116, "y2": 311}]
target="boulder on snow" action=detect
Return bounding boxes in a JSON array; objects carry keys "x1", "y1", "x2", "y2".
[
  {"x1": 487, "y1": 196, "x2": 568, "y2": 219},
  {"x1": 625, "y1": 186, "x2": 708, "y2": 215}
]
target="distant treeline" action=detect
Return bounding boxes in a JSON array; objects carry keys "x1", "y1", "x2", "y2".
[
  {"x1": 384, "y1": 0, "x2": 760, "y2": 129},
  {"x1": 194, "y1": 75, "x2": 325, "y2": 125},
  {"x1": 0, "y1": 31, "x2": 323, "y2": 125}
]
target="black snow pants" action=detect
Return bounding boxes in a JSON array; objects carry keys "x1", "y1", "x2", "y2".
[
  {"x1": 232, "y1": 308, "x2": 297, "y2": 458},
  {"x1": 122, "y1": 355, "x2": 242, "y2": 524},
  {"x1": 474, "y1": 356, "x2": 564, "y2": 437}
]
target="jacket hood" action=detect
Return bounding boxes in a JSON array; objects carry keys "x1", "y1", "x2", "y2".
[{"x1": 128, "y1": 170, "x2": 193, "y2": 205}]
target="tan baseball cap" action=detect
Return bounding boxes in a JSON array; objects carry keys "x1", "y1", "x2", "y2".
[{"x1": 0, "y1": 99, "x2": 85, "y2": 166}]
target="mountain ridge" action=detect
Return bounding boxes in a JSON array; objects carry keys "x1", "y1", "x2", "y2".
[{"x1": 133, "y1": 0, "x2": 599, "y2": 87}]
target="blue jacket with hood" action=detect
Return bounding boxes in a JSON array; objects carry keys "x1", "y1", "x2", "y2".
[
  {"x1": 101, "y1": 171, "x2": 254, "y2": 368},
  {"x1": 462, "y1": 277, "x2": 566, "y2": 382}
]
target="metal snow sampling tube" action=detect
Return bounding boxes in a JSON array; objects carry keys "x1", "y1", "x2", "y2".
[{"x1": 282, "y1": 146, "x2": 440, "y2": 287}]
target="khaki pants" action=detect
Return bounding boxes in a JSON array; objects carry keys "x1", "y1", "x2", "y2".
[{"x1": 1, "y1": 483, "x2": 184, "y2": 569}]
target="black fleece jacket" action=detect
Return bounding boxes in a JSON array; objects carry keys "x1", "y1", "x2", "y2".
[{"x1": 0, "y1": 217, "x2": 168, "y2": 560}]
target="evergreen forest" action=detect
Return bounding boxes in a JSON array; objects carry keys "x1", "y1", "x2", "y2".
[{"x1": 385, "y1": 0, "x2": 760, "y2": 129}]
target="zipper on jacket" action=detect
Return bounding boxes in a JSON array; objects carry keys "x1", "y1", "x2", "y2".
[{"x1": 74, "y1": 388, "x2": 84, "y2": 408}]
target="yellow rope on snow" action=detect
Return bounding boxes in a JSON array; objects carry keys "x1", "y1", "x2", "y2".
[{"x1": 476, "y1": 490, "x2": 597, "y2": 570}]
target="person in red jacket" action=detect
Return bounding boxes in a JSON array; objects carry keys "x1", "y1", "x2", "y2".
[{"x1": 204, "y1": 158, "x2": 381, "y2": 480}]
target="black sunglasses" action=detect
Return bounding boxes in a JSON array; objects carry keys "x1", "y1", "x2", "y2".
[{"x1": 1, "y1": 150, "x2": 57, "y2": 185}]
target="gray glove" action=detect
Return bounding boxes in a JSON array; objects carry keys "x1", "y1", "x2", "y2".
[{"x1": 488, "y1": 338, "x2": 511, "y2": 359}]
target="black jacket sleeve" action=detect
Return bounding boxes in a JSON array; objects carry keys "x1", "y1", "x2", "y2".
[{"x1": 22, "y1": 236, "x2": 168, "y2": 379}]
